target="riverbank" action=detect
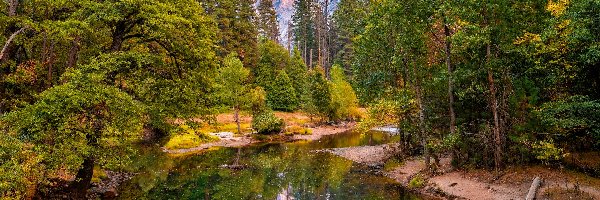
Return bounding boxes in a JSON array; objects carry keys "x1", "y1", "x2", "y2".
[
  {"x1": 320, "y1": 141, "x2": 600, "y2": 199},
  {"x1": 163, "y1": 112, "x2": 357, "y2": 154}
]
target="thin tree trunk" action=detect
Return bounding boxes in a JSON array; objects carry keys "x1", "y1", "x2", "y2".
[
  {"x1": 71, "y1": 157, "x2": 95, "y2": 199},
  {"x1": 444, "y1": 22, "x2": 456, "y2": 135},
  {"x1": 46, "y1": 42, "x2": 55, "y2": 88},
  {"x1": 66, "y1": 35, "x2": 81, "y2": 69},
  {"x1": 486, "y1": 43, "x2": 502, "y2": 170},
  {"x1": 8, "y1": 0, "x2": 18, "y2": 17},
  {"x1": 309, "y1": 48, "x2": 313, "y2": 69},
  {"x1": 234, "y1": 106, "x2": 241, "y2": 134},
  {"x1": 483, "y1": 5, "x2": 502, "y2": 170},
  {"x1": 415, "y1": 79, "x2": 429, "y2": 169},
  {"x1": 0, "y1": 27, "x2": 26, "y2": 61}
]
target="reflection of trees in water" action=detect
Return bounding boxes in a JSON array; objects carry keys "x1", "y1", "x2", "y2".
[{"x1": 118, "y1": 131, "x2": 412, "y2": 199}]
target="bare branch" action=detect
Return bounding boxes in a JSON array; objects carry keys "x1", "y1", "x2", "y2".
[{"x1": 0, "y1": 26, "x2": 27, "y2": 61}]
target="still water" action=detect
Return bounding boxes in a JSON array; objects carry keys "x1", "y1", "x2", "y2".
[{"x1": 118, "y1": 131, "x2": 422, "y2": 200}]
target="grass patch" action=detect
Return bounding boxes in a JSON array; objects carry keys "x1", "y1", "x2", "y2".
[
  {"x1": 383, "y1": 158, "x2": 404, "y2": 172},
  {"x1": 165, "y1": 124, "x2": 219, "y2": 150},
  {"x1": 284, "y1": 125, "x2": 313, "y2": 136},
  {"x1": 408, "y1": 174, "x2": 426, "y2": 189},
  {"x1": 164, "y1": 133, "x2": 219, "y2": 150}
]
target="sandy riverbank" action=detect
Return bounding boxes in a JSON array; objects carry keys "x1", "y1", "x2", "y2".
[{"x1": 318, "y1": 138, "x2": 600, "y2": 199}]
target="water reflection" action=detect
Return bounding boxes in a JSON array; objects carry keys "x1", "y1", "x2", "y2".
[{"x1": 118, "y1": 131, "x2": 420, "y2": 199}]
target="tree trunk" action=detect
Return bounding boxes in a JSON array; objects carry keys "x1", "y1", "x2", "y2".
[
  {"x1": 8, "y1": 0, "x2": 18, "y2": 17},
  {"x1": 486, "y1": 43, "x2": 502, "y2": 170},
  {"x1": 70, "y1": 157, "x2": 95, "y2": 199},
  {"x1": 444, "y1": 22, "x2": 456, "y2": 135},
  {"x1": 110, "y1": 22, "x2": 127, "y2": 52},
  {"x1": 46, "y1": 42, "x2": 55, "y2": 88},
  {"x1": 234, "y1": 106, "x2": 241, "y2": 134},
  {"x1": 66, "y1": 35, "x2": 81, "y2": 69}
]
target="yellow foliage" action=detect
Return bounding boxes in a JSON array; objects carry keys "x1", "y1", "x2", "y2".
[
  {"x1": 547, "y1": 0, "x2": 570, "y2": 17},
  {"x1": 514, "y1": 32, "x2": 542, "y2": 45}
]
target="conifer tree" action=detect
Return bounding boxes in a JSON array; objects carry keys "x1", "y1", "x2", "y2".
[
  {"x1": 257, "y1": 0, "x2": 280, "y2": 41},
  {"x1": 292, "y1": 0, "x2": 317, "y2": 67},
  {"x1": 269, "y1": 70, "x2": 298, "y2": 111}
]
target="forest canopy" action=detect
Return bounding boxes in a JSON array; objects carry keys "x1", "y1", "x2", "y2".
[{"x1": 1, "y1": 0, "x2": 599, "y2": 198}]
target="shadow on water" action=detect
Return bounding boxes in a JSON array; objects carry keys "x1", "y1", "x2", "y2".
[{"x1": 118, "y1": 130, "x2": 421, "y2": 199}]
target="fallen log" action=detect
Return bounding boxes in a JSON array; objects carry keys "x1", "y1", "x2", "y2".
[{"x1": 525, "y1": 176, "x2": 542, "y2": 200}]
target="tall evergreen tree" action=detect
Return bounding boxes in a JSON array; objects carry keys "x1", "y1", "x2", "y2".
[
  {"x1": 202, "y1": 0, "x2": 259, "y2": 68},
  {"x1": 292, "y1": 0, "x2": 317, "y2": 67},
  {"x1": 257, "y1": 0, "x2": 280, "y2": 41}
]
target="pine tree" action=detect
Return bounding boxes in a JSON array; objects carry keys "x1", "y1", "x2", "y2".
[
  {"x1": 257, "y1": 0, "x2": 280, "y2": 41},
  {"x1": 202, "y1": 0, "x2": 259, "y2": 68},
  {"x1": 286, "y1": 48, "x2": 309, "y2": 105},
  {"x1": 306, "y1": 69, "x2": 332, "y2": 120},
  {"x1": 292, "y1": 0, "x2": 317, "y2": 67}
]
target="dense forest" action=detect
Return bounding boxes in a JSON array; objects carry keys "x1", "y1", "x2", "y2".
[{"x1": 0, "y1": 0, "x2": 599, "y2": 199}]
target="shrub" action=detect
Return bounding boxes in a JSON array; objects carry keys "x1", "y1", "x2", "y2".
[
  {"x1": 532, "y1": 140, "x2": 568, "y2": 164},
  {"x1": 535, "y1": 95, "x2": 600, "y2": 149},
  {"x1": 408, "y1": 174, "x2": 426, "y2": 189},
  {"x1": 252, "y1": 110, "x2": 285, "y2": 134}
]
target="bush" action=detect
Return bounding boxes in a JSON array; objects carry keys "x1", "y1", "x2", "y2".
[
  {"x1": 408, "y1": 174, "x2": 426, "y2": 189},
  {"x1": 535, "y1": 95, "x2": 600, "y2": 149},
  {"x1": 252, "y1": 110, "x2": 285, "y2": 134}
]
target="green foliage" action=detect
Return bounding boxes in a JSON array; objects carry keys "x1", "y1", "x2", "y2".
[
  {"x1": 1, "y1": 76, "x2": 144, "y2": 195},
  {"x1": 535, "y1": 95, "x2": 600, "y2": 148},
  {"x1": 254, "y1": 39, "x2": 291, "y2": 92},
  {"x1": 268, "y1": 71, "x2": 298, "y2": 111},
  {"x1": 305, "y1": 69, "x2": 333, "y2": 120},
  {"x1": 408, "y1": 174, "x2": 425, "y2": 189},
  {"x1": 252, "y1": 110, "x2": 285, "y2": 135},
  {"x1": 250, "y1": 86, "x2": 268, "y2": 116},
  {"x1": 202, "y1": 0, "x2": 258, "y2": 68},
  {"x1": 329, "y1": 65, "x2": 360, "y2": 121},
  {"x1": 217, "y1": 53, "x2": 253, "y2": 110},
  {"x1": 286, "y1": 48, "x2": 309, "y2": 106},
  {"x1": 357, "y1": 91, "x2": 418, "y2": 133},
  {"x1": 164, "y1": 125, "x2": 219, "y2": 150}
]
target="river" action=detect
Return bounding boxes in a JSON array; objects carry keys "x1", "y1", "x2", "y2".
[{"x1": 117, "y1": 130, "x2": 422, "y2": 199}]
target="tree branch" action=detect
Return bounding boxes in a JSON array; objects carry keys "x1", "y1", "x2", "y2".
[{"x1": 0, "y1": 26, "x2": 27, "y2": 61}]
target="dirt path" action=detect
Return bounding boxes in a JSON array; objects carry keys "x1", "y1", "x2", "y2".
[{"x1": 429, "y1": 172, "x2": 526, "y2": 200}]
